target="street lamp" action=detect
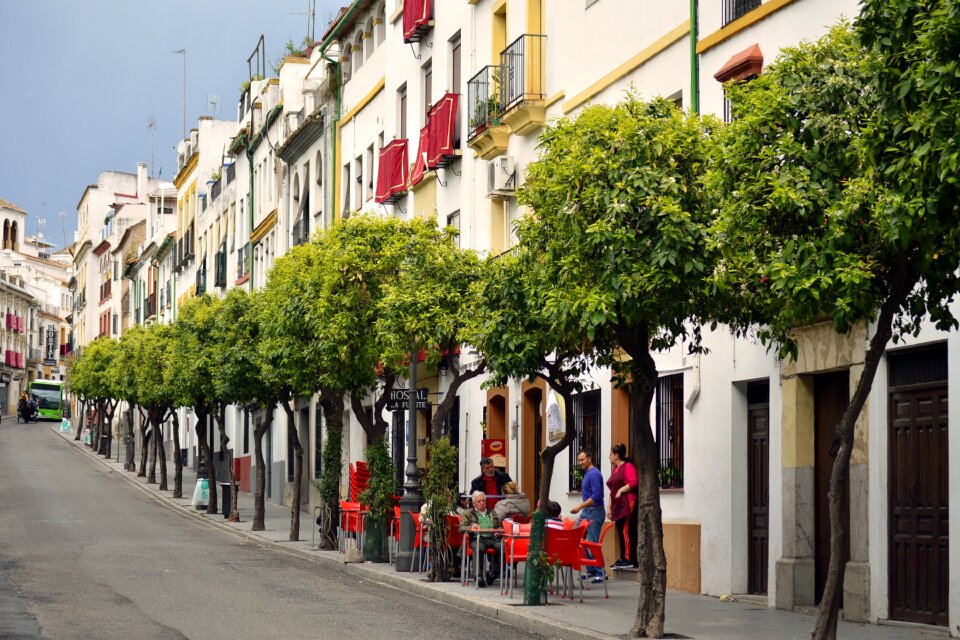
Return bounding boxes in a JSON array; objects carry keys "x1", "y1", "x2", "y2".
[{"x1": 395, "y1": 349, "x2": 424, "y2": 572}]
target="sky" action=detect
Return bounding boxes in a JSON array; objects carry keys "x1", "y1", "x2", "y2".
[{"x1": 0, "y1": 0, "x2": 344, "y2": 249}]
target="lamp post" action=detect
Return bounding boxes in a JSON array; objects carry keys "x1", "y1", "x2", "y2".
[{"x1": 395, "y1": 350, "x2": 424, "y2": 572}]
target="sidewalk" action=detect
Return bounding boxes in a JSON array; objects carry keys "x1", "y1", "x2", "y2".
[{"x1": 52, "y1": 425, "x2": 947, "y2": 640}]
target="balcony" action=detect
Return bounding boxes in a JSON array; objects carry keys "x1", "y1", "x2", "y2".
[
  {"x1": 211, "y1": 178, "x2": 222, "y2": 202},
  {"x1": 226, "y1": 163, "x2": 236, "y2": 184},
  {"x1": 292, "y1": 217, "x2": 309, "y2": 247},
  {"x1": 165, "y1": 280, "x2": 172, "y2": 308},
  {"x1": 196, "y1": 259, "x2": 207, "y2": 296},
  {"x1": 467, "y1": 66, "x2": 510, "y2": 160},
  {"x1": 499, "y1": 34, "x2": 546, "y2": 136},
  {"x1": 144, "y1": 293, "x2": 157, "y2": 321}
]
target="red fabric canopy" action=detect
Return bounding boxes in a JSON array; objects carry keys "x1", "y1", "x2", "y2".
[
  {"x1": 403, "y1": 0, "x2": 432, "y2": 43},
  {"x1": 410, "y1": 126, "x2": 429, "y2": 186},
  {"x1": 375, "y1": 139, "x2": 410, "y2": 204},
  {"x1": 426, "y1": 92, "x2": 459, "y2": 169}
]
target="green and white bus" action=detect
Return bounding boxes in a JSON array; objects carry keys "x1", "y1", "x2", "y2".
[{"x1": 28, "y1": 379, "x2": 63, "y2": 420}]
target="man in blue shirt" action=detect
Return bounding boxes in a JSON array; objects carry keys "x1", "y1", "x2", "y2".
[{"x1": 571, "y1": 450, "x2": 606, "y2": 583}]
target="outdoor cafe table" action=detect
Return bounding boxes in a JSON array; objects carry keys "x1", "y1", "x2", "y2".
[{"x1": 463, "y1": 528, "x2": 504, "y2": 590}]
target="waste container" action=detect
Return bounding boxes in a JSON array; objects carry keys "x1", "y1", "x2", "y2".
[{"x1": 219, "y1": 482, "x2": 233, "y2": 519}]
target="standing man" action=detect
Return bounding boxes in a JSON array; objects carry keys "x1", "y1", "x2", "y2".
[
  {"x1": 469, "y1": 457, "x2": 511, "y2": 507},
  {"x1": 571, "y1": 449, "x2": 606, "y2": 583}
]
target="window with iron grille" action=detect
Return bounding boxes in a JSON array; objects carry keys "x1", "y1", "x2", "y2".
[
  {"x1": 723, "y1": 0, "x2": 761, "y2": 26},
  {"x1": 441, "y1": 395, "x2": 461, "y2": 488},
  {"x1": 314, "y1": 403, "x2": 323, "y2": 479},
  {"x1": 568, "y1": 389, "x2": 601, "y2": 492},
  {"x1": 656, "y1": 373, "x2": 684, "y2": 489}
]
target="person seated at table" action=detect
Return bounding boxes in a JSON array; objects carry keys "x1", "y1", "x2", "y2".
[
  {"x1": 546, "y1": 500, "x2": 563, "y2": 524},
  {"x1": 493, "y1": 481, "x2": 530, "y2": 522},
  {"x1": 459, "y1": 491, "x2": 502, "y2": 587},
  {"x1": 469, "y1": 457, "x2": 512, "y2": 507}
]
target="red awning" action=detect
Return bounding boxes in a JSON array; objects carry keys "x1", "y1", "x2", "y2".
[
  {"x1": 403, "y1": 0, "x2": 432, "y2": 43},
  {"x1": 426, "y1": 92, "x2": 459, "y2": 169},
  {"x1": 410, "y1": 126, "x2": 429, "y2": 186},
  {"x1": 375, "y1": 139, "x2": 410, "y2": 204},
  {"x1": 714, "y1": 44, "x2": 763, "y2": 83}
]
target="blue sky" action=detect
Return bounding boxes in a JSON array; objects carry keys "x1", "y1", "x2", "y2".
[{"x1": 0, "y1": 0, "x2": 343, "y2": 248}]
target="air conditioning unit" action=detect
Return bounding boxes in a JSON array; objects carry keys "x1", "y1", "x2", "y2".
[{"x1": 487, "y1": 156, "x2": 516, "y2": 199}]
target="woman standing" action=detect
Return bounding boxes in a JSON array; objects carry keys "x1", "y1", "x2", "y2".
[{"x1": 607, "y1": 443, "x2": 638, "y2": 568}]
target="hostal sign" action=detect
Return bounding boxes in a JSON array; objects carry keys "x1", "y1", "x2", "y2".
[
  {"x1": 386, "y1": 387, "x2": 429, "y2": 411},
  {"x1": 44, "y1": 324, "x2": 57, "y2": 365}
]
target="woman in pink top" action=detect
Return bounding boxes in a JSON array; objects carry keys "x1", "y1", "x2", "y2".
[{"x1": 606, "y1": 443, "x2": 638, "y2": 568}]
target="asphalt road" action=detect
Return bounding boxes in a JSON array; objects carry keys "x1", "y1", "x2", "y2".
[{"x1": 0, "y1": 422, "x2": 541, "y2": 640}]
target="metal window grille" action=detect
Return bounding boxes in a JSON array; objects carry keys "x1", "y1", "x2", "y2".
[
  {"x1": 723, "y1": 0, "x2": 761, "y2": 26},
  {"x1": 656, "y1": 373, "x2": 685, "y2": 489},
  {"x1": 568, "y1": 389, "x2": 601, "y2": 492},
  {"x1": 440, "y1": 395, "x2": 460, "y2": 488}
]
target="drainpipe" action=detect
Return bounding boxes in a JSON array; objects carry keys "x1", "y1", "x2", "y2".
[
  {"x1": 246, "y1": 131, "x2": 255, "y2": 292},
  {"x1": 690, "y1": 0, "x2": 699, "y2": 114}
]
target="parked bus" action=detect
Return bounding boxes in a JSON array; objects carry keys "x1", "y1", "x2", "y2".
[{"x1": 28, "y1": 379, "x2": 63, "y2": 420}]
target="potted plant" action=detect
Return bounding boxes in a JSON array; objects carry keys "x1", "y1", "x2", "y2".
[{"x1": 358, "y1": 437, "x2": 395, "y2": 562}]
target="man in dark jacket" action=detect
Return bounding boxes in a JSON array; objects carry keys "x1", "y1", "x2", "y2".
[{"x1": 469, "y1": 457, "x2": 512, "y2": 505}]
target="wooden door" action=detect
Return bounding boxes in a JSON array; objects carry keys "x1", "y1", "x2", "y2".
[
  {"x1": 814, "y1": 371, "x2": 850, "y2": 604},
  {"x1": 889, "y1": 383, "x2": 949, "y2": 626},
  {"x1": 747, "y1": 381, "x2": 770, "y2": 595}
]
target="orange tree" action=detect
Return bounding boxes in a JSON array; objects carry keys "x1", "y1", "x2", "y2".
[{"x1": 517, "y1": 95, "x2": 718, "y2": 637}]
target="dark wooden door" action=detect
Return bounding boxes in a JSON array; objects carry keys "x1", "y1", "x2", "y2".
[
  {"x1": 747, "y1": 381, "x2": 770, "y2": 595},
  {"x1": 533, "y1": 394, "x2": 543, "y2": 496},
  {"x1": 889, "y1": 383, "x2": 949, "y2": 626},
  {"x1": 814, "y1": 371, "x2": 850, "y2": 604}
]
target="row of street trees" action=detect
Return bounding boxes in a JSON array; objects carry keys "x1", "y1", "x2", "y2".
[{"x1": 67, "y1": 7, "x2": 960, "y2": 637}]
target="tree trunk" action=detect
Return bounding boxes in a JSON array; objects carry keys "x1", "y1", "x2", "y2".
[
  {"x1": 282, "y1": 399, "x2": 303, "y2": 540},
  {"x1": 213, "y1": 406, "x2": 239, "y2": 522},
  {"x1": 171, "y1": 411, "x2": 183, "y2": 499},
  {"x1": 138, "y1": 409, "x2": 150, "y2": 478},
  {"x1": 252, "y1": 407, "x2": 275, "y2": 531},
  {"x1": 156, "y1": 417, "x2": 167, "y2": 491},
  {"x1": 124, "y1": 404, "x2": 136, "y2": 471},
  {"x1": 812, "y1": 271, "x2": 911, "y2": 640},
  {"x1": 316, "y1": 390, "x2": 343, "y2": 549},
  {"x1": 103, "y1": 401, "x2": 118, "y2": 459},
  {"x1": 429, "y1": 360, "x2": 486, "y2": 443},
  {"x1": 73, "y1": 398, "x2": 85, "y2": 441},
  {"x1": 194, "y1": 407, "x2": 217, "y2": 516},
  {"x1": 147, "y1": 416, "x2": 158, "y2": 484},
  {"x1": 619, "y1": 322, "x2": 666, "y2": 639},
  {"x1": 523, "y1": 370, "x2": 577, "y2": 605}
]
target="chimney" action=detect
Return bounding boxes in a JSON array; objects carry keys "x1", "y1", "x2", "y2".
[{"x1": 137, "y1": 162, "x2": 148, "y2": 202}]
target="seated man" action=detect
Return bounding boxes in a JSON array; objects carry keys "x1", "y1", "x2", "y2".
[
  {"x1": 458, "y1": 491, "x2": 502, "y2": 587},
  {"x1": 468, "y1": 457, "x2": 512, "y2": 507}
]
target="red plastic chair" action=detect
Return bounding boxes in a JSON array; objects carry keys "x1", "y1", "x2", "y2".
[
  {"x1": 388, "y1": 505, "x2": 402, "y2": 563},
  {"x1": 546, "y1": 526, "x2": 587, "y2": 601},
  {"x1": 502, "y1": 521, "x2": 531, "y2": 598},
  {"x1": 339, "y1": 500, "x2": 364, "y2": 554},
  {"x1": 580, "y1": 522, "x2": 614, "y2": 598},
  {"x1": 410, "y1": 511, "x2": 430, "y2": 573}
]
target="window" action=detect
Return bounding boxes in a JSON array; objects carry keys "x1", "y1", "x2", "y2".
[
  {"x1": 354, "y1": 156, "x2": 363, "y2": 207},
  {"x1": 343, "y1": 163, "x2": 351, "y2": 212},
  {"x1": 723, "y1": 0, "x2": 761, "y2": 26},
  {"x1": 243, "y1": 409, "x2": 250, "y2": 454},
  {"x1": 352, "y1": 32, "x2": 364, "y2": 71},
  {"x1": 422, "y1": 61, "x2": 433, "y2": 125},
  {"x1": 314, "y1": 403, "x2": 323, "y2": 479},
  {"x1": 375, "y1": 7, "x2": 386, "y2": 45},
  {"x1": 656, "y1": 373, "x2": 684, "y2": 489},
  {"x1": 447, "y1": 210, "x2": 461, "y2": 248},
  {"x1": 365, "y1": 18, "x2": 375, "y2": 59},
  {"x1": 723, "y1": 93, "x2": 732, "y2": 123},
  {"x1": 568, "y1": 389, "x2": 601, "y2": 491},
  {"x1": 398, "y1": 84, "x2": 408, "y2": 139},
  {"x1": 451, "y1": 34, "x2": 462, "y2": 146},
  {"x1": 366, "y1": 144, "x2": 375, "y2": 201}
]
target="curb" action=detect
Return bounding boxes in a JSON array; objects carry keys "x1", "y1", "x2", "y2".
[{"x1": 50, "y1": 425, "x2": 621, "y2": 640}]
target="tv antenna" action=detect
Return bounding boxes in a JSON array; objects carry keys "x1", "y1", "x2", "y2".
[
  {"x1": 291, "y1": 0, "x2": 317, "y2": 42},
  {"x1": 37, "y1": 218, "x2": 46, "y2": 245},
  {"x1": 207, "y1": 94, "x2": 222, "y2": 117},
  {"x1": 148, "y1": 116, "x2": 156, "y2": 178},
  {"x1": 59, "y1": 211, "x2": 67, "y2": 248}
]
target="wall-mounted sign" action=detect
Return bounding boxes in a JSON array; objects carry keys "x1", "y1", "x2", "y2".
[
  {"x1": 44, "y1": 324, "x2": 57, "y2": 365},
  {"x1": 546, "y1": 390, "x2": 566, "y2": 444},
  {"x1": 386, "y1": 387, "x2": 429, "y2": 411},
  {"x1": 482, "y1": 438, "x2": 507, "y2": 468}
]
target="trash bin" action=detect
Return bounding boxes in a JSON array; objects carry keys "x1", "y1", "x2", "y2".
[{"x1": 219, "y1": 482, "x2": 233, "y2": 519}]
